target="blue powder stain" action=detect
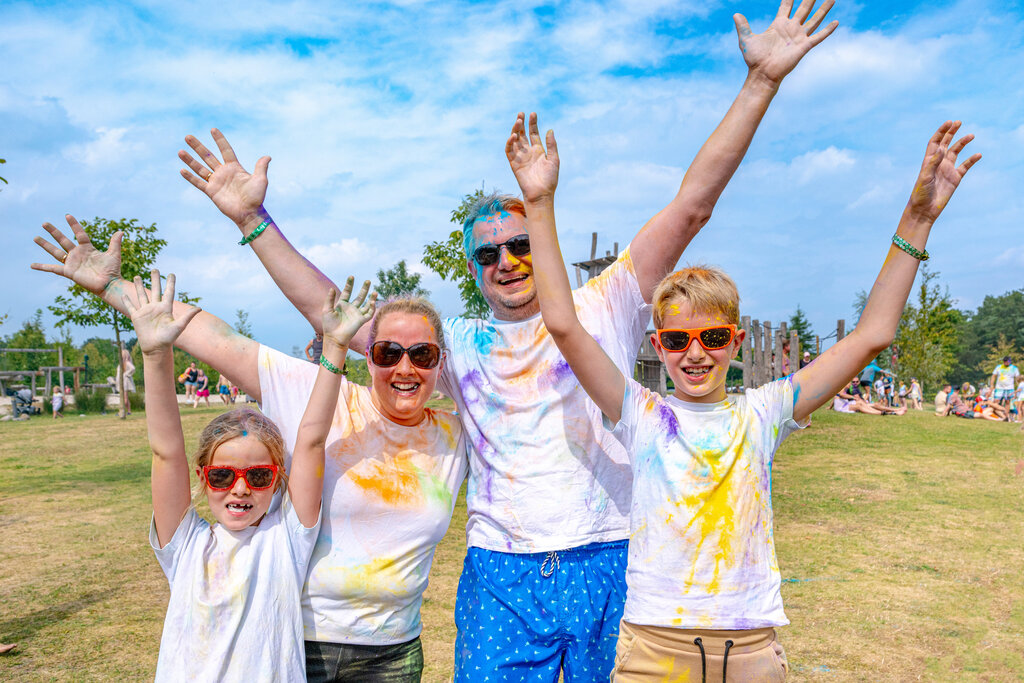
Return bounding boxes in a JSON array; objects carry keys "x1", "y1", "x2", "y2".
[
  {"x1": 469, "y1": 326, "x2": 497, "y2": 355},
  {"x1": 241, "y1": 430, "x2": 247, "y2": 436}
]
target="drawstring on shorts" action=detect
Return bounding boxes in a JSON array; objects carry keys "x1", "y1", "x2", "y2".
[
  {"x1": 692, "y1": 637, "x2": 734, "y2": 683},
  {"x1": 540, "y1": 551, "x2": 560, "y2": 577}
]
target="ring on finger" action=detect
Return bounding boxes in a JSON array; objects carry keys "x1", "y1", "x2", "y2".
[{"x1": 59, "y1": 252, "x2": 68, "y2": 263}]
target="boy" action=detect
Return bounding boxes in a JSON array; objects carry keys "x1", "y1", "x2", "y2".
[{"x1": 505, "y1": 112, "x2": 978, "y2": 680}]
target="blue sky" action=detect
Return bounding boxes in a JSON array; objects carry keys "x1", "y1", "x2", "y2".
[{"x1": 2, "y1": 0, "x2": 1022, "y2": 354}]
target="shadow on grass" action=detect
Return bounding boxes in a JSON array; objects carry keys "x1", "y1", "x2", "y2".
[
  {"x1": 0, "y1": 590, "x2": 110, "y2": 642},
  {"x1": 4, "y1": 460, "x2": 151, "y2": 497}
]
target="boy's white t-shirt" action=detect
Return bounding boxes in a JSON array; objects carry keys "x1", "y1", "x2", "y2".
[
  {"x1": 258, "y1": 346, "x2": 467, "y2": 645},
  {"x1": 608, "y1": 377, "x2": 806, "y2": 630},
  {"x1": 439, "y1": 248, "x2": 651, "y2": 552},
  {"x1": 150, "y1": 494, "x2": 320, "y2": 683}
]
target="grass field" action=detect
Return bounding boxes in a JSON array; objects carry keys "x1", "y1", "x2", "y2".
[{"x1": 1, "y1": 404, "x2": 1022, "y2": 681}]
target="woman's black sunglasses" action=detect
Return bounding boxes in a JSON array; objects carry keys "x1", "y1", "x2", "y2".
[
  {"x1": 472, "y1": 234, "x2": 531, "y2": 266},
  {"x1": 369, "y1": 341, "x2": 442, "y2": 369}
]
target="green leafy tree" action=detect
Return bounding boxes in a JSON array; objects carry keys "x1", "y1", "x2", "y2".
[
  {"x1": 787, "y1": 305, "x2": 815, "y2": 355},
  {"x1": 976, "y1": 334, "x2": 1024, "y2": 378},
  {"x1": 423, "y1": 189, "x2": 489, "y2": 318},
  {"x1": 345, "y1": 358, "x2": 371, "y2": 387},
  {"x1": 48, "y1": 217, "x2": 167, "y2": 418},
  {"x1": 235, "y1": 309, "x2": 253, "y2": 338},
  {"x1": 0, "y1": 311, "x2": 54, "y2": 371},
  {"x1": 375, "y1": 260, "x2": 429, "y2": 301},
  {"x1": 955, "y1": 289, "x2": 1024, "y2": 382},
  {"x1": 893, "y1": 267, "x2": 963, "y2": 391}
]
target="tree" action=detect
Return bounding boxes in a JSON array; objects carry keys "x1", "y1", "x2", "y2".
[
  {"x1": 48, "y1": 217, "x2": 167, "y2": 418},
  {"x1": 375, "y1": 260, "x2": 429, "y2": 301},
  {"x1": 235, "y1": 309, "x2": 253, "y2": 338},
  {"x1": 422, "y1": 189, "x2": 490, "y2": 318},
  {"x1": 893, "y1": 267, "x2": 963, "y2": 393},
  {"x1": 975, "y1": 334, "x2": 1024, "y2": 378},
  {"x1": 788, "y1": 305, "x2": 815, "y2": 355}
]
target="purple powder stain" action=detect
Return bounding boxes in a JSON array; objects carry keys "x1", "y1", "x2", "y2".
[{"x1": 654, "y1": 399, "x2": 680, "y2": 441}]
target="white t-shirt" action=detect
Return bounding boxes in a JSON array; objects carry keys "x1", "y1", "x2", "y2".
[
  {"x1": 992, "y1": 363, "x2": 1020, "y2": 390},
  {"x1": 150, "y1": 495, "x2": 320, "y2": 682},
  {"x1": 258, "y1": 346, "x2": 467, "y2": 645},
  {"x1": 439, "y1": 248, "x2": 651, "y2": 552},
  {"x1": 608, "y1": 377, "x2": 806, "y2": 630}
]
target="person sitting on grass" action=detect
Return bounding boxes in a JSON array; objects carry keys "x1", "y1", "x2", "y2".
[
  {"x1": 128, "y1": 269, "x2": 372, "y2": 681},
  {"x1": 505, "y1": 111, "x2": 978, "y2": 680},
  {"x1": 935, "y1": 383, "x2": 952, "y2": 416},
  {"x1": 971, "y1": 394, "x2": 1009, "y2": 422},
  {"x1": 943, "y1": 386, "x2": 975, "y2": 419},
  {"x1": 833, "y1": 378, "x2": 907, "y2": 415}
]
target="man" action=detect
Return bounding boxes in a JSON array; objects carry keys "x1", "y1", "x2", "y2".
[
  {"x1": 990, "y1": 356, "x2": 1020, "y2": 408},
  {"x1": 32, "y1": 2, "x2": 838, "y2": 678},
  {"x1": 859, "y1": 359, "x2": 893, "y2": 403},
  {"x1": 935, "y1": 383, "x2": 952, "y2": 416}
]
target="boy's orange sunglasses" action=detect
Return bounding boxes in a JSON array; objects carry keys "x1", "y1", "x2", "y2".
[{"x1": 656, "y1": 324, "x2": 737, "y2": 352}]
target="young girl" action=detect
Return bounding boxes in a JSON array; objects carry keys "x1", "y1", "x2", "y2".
[{"x1": 127, "y1": 269, "x2": 375, "y2": 681}]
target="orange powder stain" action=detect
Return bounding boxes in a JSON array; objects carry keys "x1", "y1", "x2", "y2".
[{"x1": 347, "y1": 456, "x2": 424, "y2": 508}]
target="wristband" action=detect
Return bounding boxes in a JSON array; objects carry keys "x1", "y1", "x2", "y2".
[
  {"x1": 239, "y1": 220, "x2": 270, "y2": 246},
  {"x1": 892, "y1": 233, "x2": 929, "y2": 261},
  {"x1": 319, "y1": 355, "x2": 346, "y2": 375}
]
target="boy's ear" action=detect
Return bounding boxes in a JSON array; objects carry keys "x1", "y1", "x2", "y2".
[
  {"x1": 731, "y1": 328, "x2": 746, "y2": 358},
  {"x1": 651, "y1": 333, "x2": 666, "y2": 364},
  {"x1": 467, "y1": 259, "x2": 477, "y2": 279}
]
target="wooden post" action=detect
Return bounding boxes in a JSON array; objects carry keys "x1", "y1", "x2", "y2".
[
  {"x1": 789, "y1": 331, "x2": 799, "y2": 375},
  {"x1": 741, "y1": 315, "x2": 752, "y2": 389},
  {"x1": 590, "y1": 232, "x2": 598, "y2": 259},
  {"x1": 750, "y1": 319, "x2": 761, "y2": 387},
  {"x1": 762, "y1": 321, "x2": 772, "y2": 385},
  {"x1": 837, "y1": 319, "x2": 846, "y2": 342},
  {"x1": 778, "y1": 322, "x2": 789, "y2": 379},
  {"x1": 816, "y1": 335, "x2": 821, "y2": 356},
  {"x1": 58, "y1": 347, "x2": 65, "y2": 392},
  {"x1": 574, "y1": 265, "x2": 583, "y2": 287}
]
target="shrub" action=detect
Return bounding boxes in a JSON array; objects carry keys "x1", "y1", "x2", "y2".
[{"x1": 73, "y1": 389, "x2": 110, "y2": 414}]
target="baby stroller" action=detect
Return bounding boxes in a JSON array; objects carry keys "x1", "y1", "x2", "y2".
[{"x1": 8, "y1": 388, "x2": 41, "y2": 418}]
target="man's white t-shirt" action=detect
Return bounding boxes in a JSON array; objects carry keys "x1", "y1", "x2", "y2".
[
  {"x1": 608, "y1": 377, "x2": 805, "y2": 630},
  {"x1": 258, "y1": 346, "x2": 467, "y2": 645},
  {"x1": 151, "y1": 495, "x2": 320, "y2": 682},
  {"x1": 438, "y1": 248, "x2": 651, "y2": 553}
]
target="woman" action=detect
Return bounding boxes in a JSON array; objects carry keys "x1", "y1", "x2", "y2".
[{"x1": 255, "y1": 296, "x2": 466, "y2": 682}]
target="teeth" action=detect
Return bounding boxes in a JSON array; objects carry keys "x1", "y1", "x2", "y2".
[
  {"x1": 684, "y1": 368, "x2": 709, "y2": 376},
  {"x1": 393, "y1": 383, "x2": 419, "y2": 391}
]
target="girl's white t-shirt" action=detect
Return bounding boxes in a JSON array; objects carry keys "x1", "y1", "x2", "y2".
[
  {"x1": 257, "y1": 346, "x2": 468, "y2": 645},
  {"x1": 150, "y1": 494, "x2": 320, "y2": 682},
  {"x1": 609, "y1": 377, "x2": 805, "y2": 630}
]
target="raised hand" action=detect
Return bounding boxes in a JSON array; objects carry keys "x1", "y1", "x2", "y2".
[
  {"x1": 505, "y1": 112, "x2": 559, "y2": 204},
  {"x1": 734, "y1": 0, "x2": 838, "y2": 85},
  {"x1": 907, "y1": 121, "x2": 981, "y2": 223},
  {"x1": 123, "y1": 271, "x2": 202, "y2": 355},
  {"x1": 179, "y1": 128, "x2": 269, "y2": 225},
  {"x1": 321, "y1": 277, "x2": 377, "y2": 348},
  {"x1": 31, "y1": 215, "x2": 122, "y2": 294}
]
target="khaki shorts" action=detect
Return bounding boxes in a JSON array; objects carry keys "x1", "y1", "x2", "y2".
[{"x1": 610, "y1": 620, "x2": 788, "y2": 682}]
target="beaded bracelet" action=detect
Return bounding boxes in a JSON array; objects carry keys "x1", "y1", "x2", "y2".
[
  {"x1": 319, "y1": 355, "x2": 346, "y2": 375},
  {"x1": 892, "y1": 233, "x2": 929, "y2": 261},
  {"x1": 238, "y1": 220, "x2": 270, "y2": 246}
]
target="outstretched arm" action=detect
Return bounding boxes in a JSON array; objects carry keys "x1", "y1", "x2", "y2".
[
  {"x1": 792, "y1": 121, "x2": 981, "y2": 423},
  {"x1": 630, "y1": 0, "x2": 839, "y2": 301},
  {"x1": 289, "y1": 278, "x2": 376, "y2": 528},
  {"x1": 31, "y1": 216, "x2": 261, "y2": 399},
  {"x1": 507, "y1": 113, "x2": 626, "y2": 422},
  {"x1": 122, "y1": 271, "x2": 203, "y2": 548},
  {"x1": 179, "y1": 130, "x2": 360, "y2": 346}
]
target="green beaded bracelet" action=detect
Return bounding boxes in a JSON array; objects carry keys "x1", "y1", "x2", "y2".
[
  {"x1": 892, "y1": 233, "x2": 929, "y2": 261},
  {"x1": 319, "y1": 355, "x2": 345, "y2": 375},
  {"x1": 238, "y1": 220, "x2": 270, "y2": 246}
]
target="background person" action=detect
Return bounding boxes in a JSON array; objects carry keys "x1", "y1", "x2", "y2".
[
  {"x1": 51, "y1": 386, "x2": 64, "y2": 419},
  {"x1": 935, "y1": 384, "x2": 952, "y2": 416},
  {"x1": 192, "y1": 369, "x2": 211, "y2": 408},
  {"x1": 990, "y1": 356, "x2": 1019, "y2": 408}
]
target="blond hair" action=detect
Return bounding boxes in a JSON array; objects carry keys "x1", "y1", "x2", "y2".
[
  {"x1": 192, "y1": 408, "x2": 287, "y2": 500},
  {"x1": 366, "y1": 297, "x2": 446, "y2": 352},
  {"x1": 652, "y1": 265, "x2": 740, "y2": 328}
]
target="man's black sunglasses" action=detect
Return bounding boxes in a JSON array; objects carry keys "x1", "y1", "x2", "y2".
[{"x1": 472, "y1": 234, "x2": 531, "y2": 266}]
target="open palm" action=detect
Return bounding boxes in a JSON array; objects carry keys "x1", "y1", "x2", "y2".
[
  {"x1": 505, "y1": 112, "x2": 559, "y2": 204},
  {"x1": 179, "y1": 128, "x2": 269, "y2": 224},
  {"x1": 322, "y1": 277, "x2": 377, "y2": 347},
  {"x1": 908, "y1": 121, "x2": 981, "y2": 223},
  {"x1": 30, "y1": 215, "x2": 122, "y2": 295},
  {"x1": 123, "y1": 271, "x2": 202, "y2": 354},
  {"x1": 735, "y1": 0, "x2": 838, "y2": 84}
]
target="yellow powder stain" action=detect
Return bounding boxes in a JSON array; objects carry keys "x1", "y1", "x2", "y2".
[
  {"x1": 655, "y1": 655, "x2": 694, "y2": 683},
  {"x1": 336, "y1": 555, "x2": 408, "y2": 598},
  {"x1": 347, "y1": 456, "x2": 424, "y2": 508}
]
